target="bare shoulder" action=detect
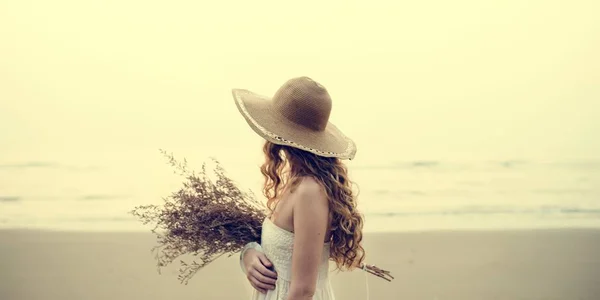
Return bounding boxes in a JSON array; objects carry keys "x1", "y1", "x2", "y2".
[
  {"x1": 291, "y1": 177, "x2": 330, "y2": 238},
  {"x1": 290, "y1": 177, "x2": 329, "y2": 217},
  {"x1": 292, "y1": 177, "x2": 328, "y2": 204}
]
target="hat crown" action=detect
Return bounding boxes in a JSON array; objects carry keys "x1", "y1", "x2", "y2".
[{"x1": 272, "y1": 77, "x2": 331, "y2": 132}]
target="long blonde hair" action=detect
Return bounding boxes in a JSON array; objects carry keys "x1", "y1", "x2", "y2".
[{"x1": 259, "y1": 141, "x2": 365, "y2": 270}]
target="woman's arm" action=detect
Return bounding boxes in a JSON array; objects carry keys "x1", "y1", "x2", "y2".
[
  {"x1": 239, "y1": 242, "x2": 263, "y2": 274},
  {"x1": 287, "y1": 179, "x2": 330, "y2": 300},
  {"x1": 240, "y1": 242, "x2": 278, "y2": 294}
]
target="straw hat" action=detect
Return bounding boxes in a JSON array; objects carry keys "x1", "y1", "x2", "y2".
[{"x1": 232, "y1": 76, "x2": 356, "y2": 160}]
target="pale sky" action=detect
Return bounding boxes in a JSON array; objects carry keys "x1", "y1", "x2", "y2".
[{"x1": 2, "y1": 0, "x2": 599, "y2": 167}]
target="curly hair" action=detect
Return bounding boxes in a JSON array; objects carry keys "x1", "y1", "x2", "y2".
[{"x1": 259, "y1": 141, "x2": 365, "y2": 270}]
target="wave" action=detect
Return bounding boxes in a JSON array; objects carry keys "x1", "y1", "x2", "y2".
[
  {"x1": 497, "y1": 160, "x2": 529, "y2": 168},
  {"x1": 354, "y1": 160, "x2": 442, "y2": 170},
  {"x1": 408, "y1": 161, "x2": 440, "y2": 168},
  {"x1": 68, "y1": 216, "x2": 134, "y2": 222},
  {"x1": 0, "y1": 195, "x2": 129, "y2": 202},
  {"x1": 533, "y1": 188, "x2": 596, "y2": 196},
  {"x1": 354, "y1": 159, "x2": 600, "y2": 171},
  {"x1": 373, "y1": 189, "x2": 427, "y2": 196},
  {"x1": 0, "y1": 196, "x2": 20, "y2": 202},
  {"x1": 367, "y1": 206, "x2": 600, "y2": 217},
  {"x1": 0, "y1": 161, "x2": 99, "y2": 171},
  {"x1": 78, "y1": 194, "x2": 130, "y2": 201},
  {"x1": 0, "y1": 162, "x2": 59, "y2": 169},
  {"x1": 548, "y1": 161, "x2": 600, "y2": 170},
  {"x1": 354, "y1": 160, "x2": 533, "y2": 170}
]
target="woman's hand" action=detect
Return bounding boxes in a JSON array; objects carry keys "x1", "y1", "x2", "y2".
[{"x1": 243, "y1": 248, "x2": 278, "y2": 294}]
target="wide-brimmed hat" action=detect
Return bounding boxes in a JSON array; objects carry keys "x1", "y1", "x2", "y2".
[{"x1": 232, "y1": 76, "x2": 356, "y2": 160}]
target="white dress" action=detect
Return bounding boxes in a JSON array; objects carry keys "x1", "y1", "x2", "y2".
[{"x1": 250, "y1": 218, "x2": 335, "y2": 300}]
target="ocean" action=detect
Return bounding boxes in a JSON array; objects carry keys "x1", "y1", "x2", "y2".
[{"x1": 1, "y1": 154, "x2": 599, "y2": 232}]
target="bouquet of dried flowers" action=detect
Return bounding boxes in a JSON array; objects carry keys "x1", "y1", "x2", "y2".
[{"x1": 130, "y1": 150, "x2": 394, "y2": 285}]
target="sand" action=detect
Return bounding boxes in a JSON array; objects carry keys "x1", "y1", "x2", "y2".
[{"x1": 1, "y1": 229, "x2": 599, "y2": 300}]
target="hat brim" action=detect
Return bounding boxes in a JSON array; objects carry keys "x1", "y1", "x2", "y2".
[{"x1": 232, "y1": 89, "x2": 356, "y2": 160}]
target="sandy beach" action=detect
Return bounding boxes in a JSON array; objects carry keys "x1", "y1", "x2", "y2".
[{"x1": 1, "y1": 229, "x2": 599, "y2": 300}]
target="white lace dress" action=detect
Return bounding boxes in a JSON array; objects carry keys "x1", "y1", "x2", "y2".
[{"x1": 250, "y1": 218, "x2": 335, "y2": 300}]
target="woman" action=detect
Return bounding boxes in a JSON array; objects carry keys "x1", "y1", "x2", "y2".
[{"x1": 231, "y1": 76, "x2": 365, "y2": 300}]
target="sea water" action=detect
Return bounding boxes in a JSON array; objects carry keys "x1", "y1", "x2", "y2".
[{"x1": 1, "y1": 153, "x2": 599, "y2": 232}]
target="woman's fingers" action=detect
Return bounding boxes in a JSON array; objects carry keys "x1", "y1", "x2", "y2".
[
  {"x1": 251, "y1": 267, "x2": 277, "y2": 285},
  {"x1": 248, "y1": 273, "x2": 275, "y2": 291},
  {"x1": 249, "y1": 281, "x2": 266, "y2": 294},
  {"x1": 247, "y1": 274, "x2": 267, "y2": 293},
  {"x1": 256, "y1": 254, "x2": 277, "y2": 278},
  {"x1": 250, "y1": 269, "x2": 276, "y2": 289},
  {"x1": 254, "y1": 261, "x2": 278, "y2": 280},
  {"x1": 257, "y1": 252, "x2": 274, "y2": 268}
]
